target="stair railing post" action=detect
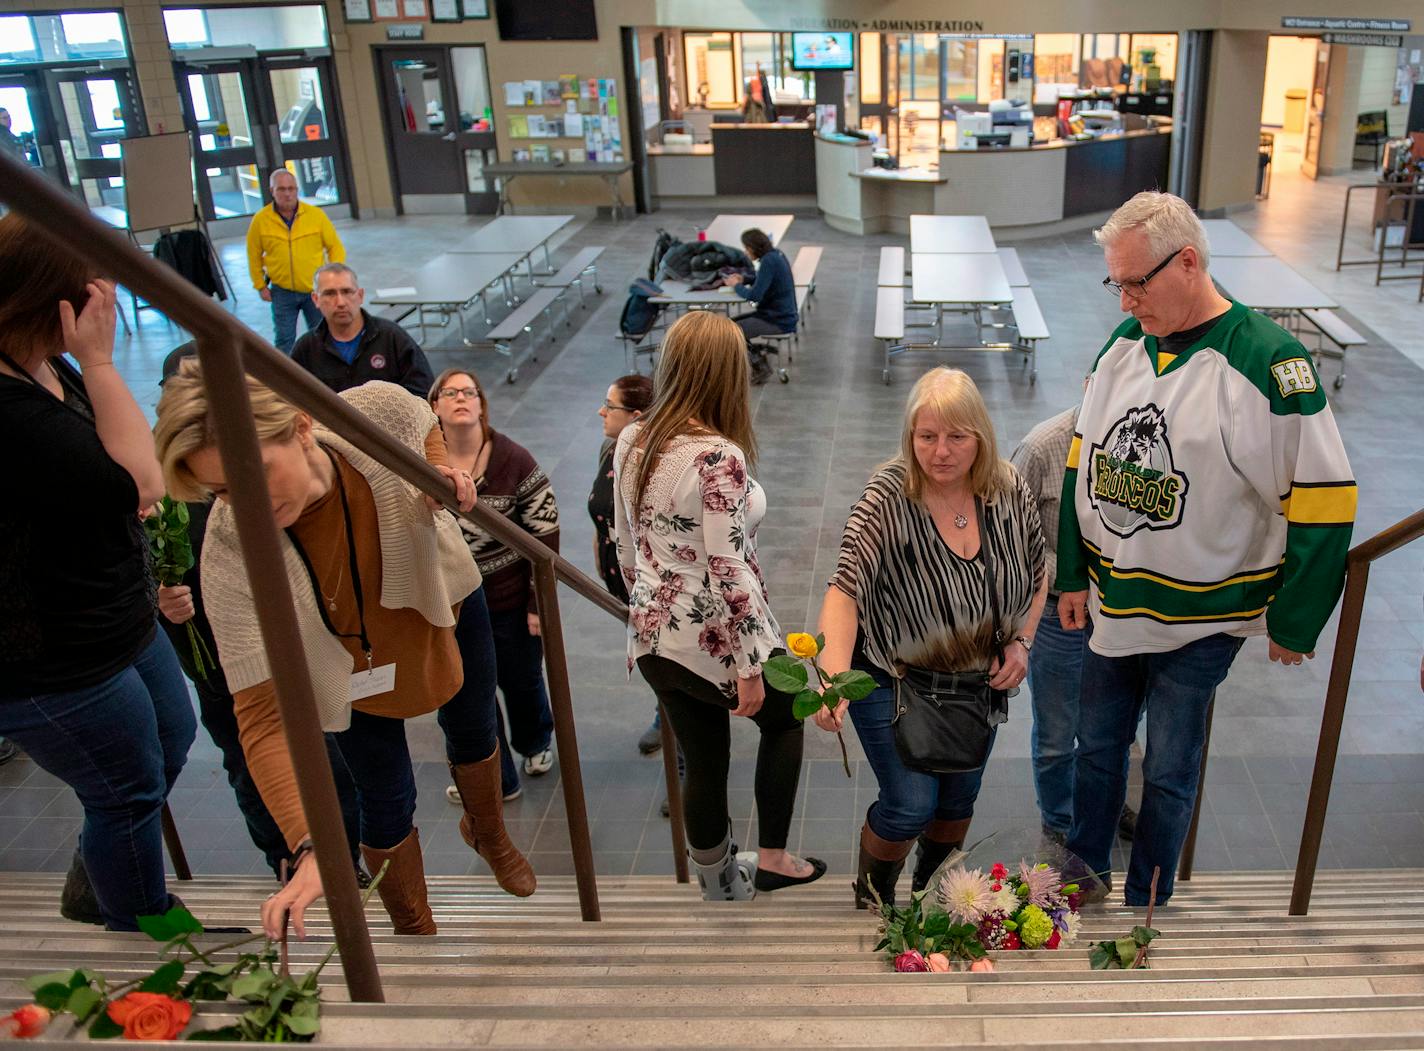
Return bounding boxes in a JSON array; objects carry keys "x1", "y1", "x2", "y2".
[
  {"x1": 160, "y1": 803, "x2": 193, "y2": 881},
  {"x1": 1290, "y1": 561, "x2": 1369, "y2": 916},
  {"x1": 1177, "y1": 690, "x2": 1215, "y2": 883},
  {"x1": 193, "y1": 334, "x2": 384, "y2": 1002},
  {"x1": 531, "y1": 558, "x2": 601, "y2": 921},
  {"x1": 657, "y1": 707, "x2": 689, "y2": 882}
]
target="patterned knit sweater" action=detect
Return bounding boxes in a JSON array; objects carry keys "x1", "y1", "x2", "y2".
[{"x1": 201, "y1": 381, "x2": 481, "y2": 731}]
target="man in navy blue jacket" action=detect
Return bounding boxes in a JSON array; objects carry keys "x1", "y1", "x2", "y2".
[
  {"x1": 725, "y1": 228, "x2": 797, "y2": 384},
  {"x1": 292, "y1": 262, "x2": 434, "y2": 397}
]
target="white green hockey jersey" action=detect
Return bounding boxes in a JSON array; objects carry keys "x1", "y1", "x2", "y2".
[{"x1": 1056, "y1": 301, "x2": 1356, "y2": 657}]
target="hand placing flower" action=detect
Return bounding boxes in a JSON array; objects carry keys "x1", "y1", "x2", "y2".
[
  {"x1": 107, "y1": 992, "x2": 192, "y2": 1041},
  {"x1": 762, "y1": 632, "x2": 877, "y2": 777}
]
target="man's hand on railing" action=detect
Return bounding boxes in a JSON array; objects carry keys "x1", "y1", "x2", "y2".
[
  {"x1": 262, "y1": 853, "x2": 324, "y2": 941},
  {"x1": 425, "y1": 465, "x2": 477, "y2": 513}
]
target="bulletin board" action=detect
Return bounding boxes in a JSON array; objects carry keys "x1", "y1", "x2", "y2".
[{"x1": 121, "y1": 132, "x2": 198, "y2": 233}]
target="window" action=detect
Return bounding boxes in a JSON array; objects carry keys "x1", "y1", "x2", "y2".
[
  {"x1": 1129, "y1": 34, "x2": 1177, "y2": 88},
  {"x1": 165, "y1": 5, "x2": 327, "y2": 52},
  {"x1": 860, "y1": 32, "x2": 881, "y2": 104},
  {"x1": 684, "y1": 32, "x2": 738, "y2": 108},
  {"x1": 943, "y1": 38, "x2": 976, "y2": 102},
  {"x1": 1, "y1": 12, "x2": 128, "y2": 64},
  {"x1": 162, "y1": 9, "x2": 208, "y2": 47}
]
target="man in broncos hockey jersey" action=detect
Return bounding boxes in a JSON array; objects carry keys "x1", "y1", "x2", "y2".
[{"x1": 1056, "y1": 192, "x2": 1355, "y2": 907}]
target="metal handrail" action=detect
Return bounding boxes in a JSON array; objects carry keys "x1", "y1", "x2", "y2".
[
  {"x1": 0, "y1": 151, "x2": 689, "y2": 997},
  {"x1": 1290, "y1": 507, "x2": 1424, "y2": 915}
]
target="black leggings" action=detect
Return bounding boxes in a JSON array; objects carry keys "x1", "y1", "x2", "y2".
[{"x1": 637, "y1": 654, "x2": 803, "y2": 853}]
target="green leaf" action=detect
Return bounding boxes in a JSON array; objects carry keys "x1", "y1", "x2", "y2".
[
  {"x1": 289, "y1": 998, "x2": 319, "y2": 1019},
  {"x1": 282, "y1": 1013, "x2": 321, "y2": 1036},
  {"x1": 1115, "y1": 939, "x2": 1138, "y2": 963},
  {"x1": 89, "y1": 1010, "x2": 125, "y2": 1039},
  {"x1": 1131, "y1": 925, "x2": 1160, "y2": 946},
  {"x1": 137, "y1": 904, "x2": 204, "y2": 942},
  {"x1": 33, "y1": 982, "x2": 72, "y2": 1010},
  {"x1": 140, "y1": 959, "x2": 185, "y2": 995},
  {"x1": 830, "y1": 670, "x2": 877, "y2": 701},
  {"x1": 790, "y1": 689, "x2": 824, "y2": 720},
  {"x1": 66, "y1": 985, "x2": 102, "y2": 1022},
  {"x1": 1088, "y1": 943, "x2": 1115, "y2": 970},
  {"x1": 821, "y1": 686, "x2": 842, "y2": 707},
  {"x1": 25, "y1": 970, "x2": 78, "y2": 993},
  {"x1": 230, "y1": 968, "x2": 277, "y2": 1002},
  {"x1": 761, "y1": 658, "x2": 808, "y2": 694},
  {"x1": 922, "y1": 913, "x2": 949, "y2": 938},
  {"x1": 813, "y1": 632, "x2": 825, "y2": 652}
]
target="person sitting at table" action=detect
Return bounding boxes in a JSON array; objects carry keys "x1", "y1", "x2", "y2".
[{"x1": 723, "y1": 228, "x2": 796, "y2": 387}]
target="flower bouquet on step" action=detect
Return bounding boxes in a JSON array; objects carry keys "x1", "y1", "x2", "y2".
[{"x1": 762, "y1": 633, "x2": 876, "y2": 777}]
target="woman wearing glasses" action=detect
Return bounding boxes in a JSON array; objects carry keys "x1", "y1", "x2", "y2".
[
  {"x1": 588, "y1": 375, "x2": 658, "y2": 752},
  {"x1": 430, "y1": 370, "x2": 560, "y2": 803}
]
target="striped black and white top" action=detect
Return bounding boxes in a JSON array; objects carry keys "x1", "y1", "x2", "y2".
[{"x1": 829, "y1": 460, "x2": 1045, "y2": 676}]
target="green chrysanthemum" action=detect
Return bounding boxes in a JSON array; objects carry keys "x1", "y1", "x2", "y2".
[{"x1": 1017, "y1": 905, "x2": 1054, "y2": 949}]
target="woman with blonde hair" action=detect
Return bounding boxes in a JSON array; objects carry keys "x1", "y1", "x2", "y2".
[
  {"x1": 154, "y1": 368, "x2": 535, "y2": 940},
  {"x1": 813, "y1": 367, "x2": 1047, "y2": 908},
  {"x1": 613, "y1": 310, "x2": 824, "y2": 900}
]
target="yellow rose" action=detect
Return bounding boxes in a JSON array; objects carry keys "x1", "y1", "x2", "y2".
[{"x1": 787, "y1": 633, "x2": 819, "y2": 659}]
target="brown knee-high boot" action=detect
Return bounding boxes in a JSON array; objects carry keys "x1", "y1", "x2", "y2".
[
  {"x1": 854, "y1": 816, "x2": 917, "y2": 910},
  {"x1": 359, "y1": 827, "x2": 437, "y2": 935},
  {"x1": 449, "y1": 750, "x2": 536, "y2": 897},
  {"x1": 911, "y1": 817, "x2": 973, "y2": 893}
]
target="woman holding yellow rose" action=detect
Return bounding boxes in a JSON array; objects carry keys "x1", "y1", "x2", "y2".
[
  {"x1": 613, "y1": 311, "x2": 825, "y2": 900},
  {"x1": 813, "y1": 367, "x2": 1047, "y2": 909}
]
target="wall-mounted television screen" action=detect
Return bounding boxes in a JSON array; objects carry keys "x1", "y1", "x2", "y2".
[
  {"x1": 494, "y1": 0, "x2": 597, "y2": 40},
  {"x1": 789, "y1": 32, "x2": 854, "y2": 71}
]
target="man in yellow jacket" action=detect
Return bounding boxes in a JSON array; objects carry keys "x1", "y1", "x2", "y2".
[{"x1": 246, "y1": 169, "x2": 345, "y2": 354}]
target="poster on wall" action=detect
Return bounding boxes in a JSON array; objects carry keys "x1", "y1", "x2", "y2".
[
  {"x1": 343, "y1": 0, "x2": 373, "y2": 22},
  {"x1": 372, "y1": 0, "x2": 399, "y2": 19},
  {"x1": 431, "y1": 0, "x2": 460, "y2": 22},
  {"x1": 461, "y1": 0, "x2": 488, "y2": 16},
  {"x1": 401, "y1": 0, "x2": 427, "y2": 19},
  {"x1": 640, "y1": 57, "x2": 660, "y2": 132},
  {"x1": 504, "y1": 82, "x2": 525, "y2": 107}
]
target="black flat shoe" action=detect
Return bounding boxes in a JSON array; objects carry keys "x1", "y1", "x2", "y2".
[{"x1": 753, "y1": 857, "x2": 827, "y2": 892}]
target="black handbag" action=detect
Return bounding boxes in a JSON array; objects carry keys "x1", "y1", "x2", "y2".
[{"x1": 891, "y1": 496, "x2": 1010, "y2": 774}]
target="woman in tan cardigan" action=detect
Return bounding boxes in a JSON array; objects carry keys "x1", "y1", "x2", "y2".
[{"x1": 154, "y1": 365, "x2": 534, "y2": 938}]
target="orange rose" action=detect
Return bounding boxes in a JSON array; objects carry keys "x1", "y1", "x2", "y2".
[
  {"x1": 106, "y1": 992, "x2": 193, "y2": 1041},
  {"x1": 925, "y1": 952, "x2": 951, "y2": 973}
]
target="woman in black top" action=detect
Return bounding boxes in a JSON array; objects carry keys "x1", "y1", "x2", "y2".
[
  {"x1": 588, "y1": 374, "x2": 654, "y2": 750},
  {"x1": 0, "y1": 214, "x2": 196, "y2": 930}
]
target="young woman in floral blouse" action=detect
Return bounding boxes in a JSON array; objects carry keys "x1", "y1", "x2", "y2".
[{"x1": 613, "y1": 311, "x2": 824, "y2": 900}]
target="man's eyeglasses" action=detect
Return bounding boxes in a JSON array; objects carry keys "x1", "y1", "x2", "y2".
[
  {"x1": 438, "y1": 387, "x2": 479, "y2": 401},
  {"x1": 1102, "y1": 246, "x2": 1184, "y2": 298},
  {"x1": 602, "y1": 399, "x2": 632, "y2": 412}
]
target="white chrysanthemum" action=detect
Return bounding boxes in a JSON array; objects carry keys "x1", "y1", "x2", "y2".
[
  {"x1": 938, "y1": 866, "x2": 995, "y2": 925},
  {"x1": 1059, "y1": 910, "x2": 1083, "y2": 946},
  {"x1": 990, "y1": 884, "x2": 1021, "y2": 917}
]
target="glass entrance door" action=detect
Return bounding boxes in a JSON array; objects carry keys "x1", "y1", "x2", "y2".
[
  {"x1": 0, "y1": 73, "x2": 53, "y2": 176},
  {"x1": 47, "y1": 69, "x2": 137, "y2": 217},
  {"x1": 175, "y1": 52, "x2": 347, "y2": 222}
]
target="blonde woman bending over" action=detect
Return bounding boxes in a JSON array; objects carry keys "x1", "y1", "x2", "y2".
[{"x1": 154, "y1": 369, "x2": 535, "y2": 940}]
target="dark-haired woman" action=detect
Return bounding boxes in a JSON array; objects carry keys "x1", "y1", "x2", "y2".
[
  {"x1": 0, "y1": 213, "x2": 196, "y2": 932},
  {"x1": 723, "y1": 227, "x2": 797, "y2": 385},
  {"x1": 588, "y1": 374, "x2": 660, "y2": 753}
]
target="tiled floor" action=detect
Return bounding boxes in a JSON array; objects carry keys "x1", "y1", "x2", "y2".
[{"x1": 3, "y1": 162, "x2": 1422, "y2": 889}]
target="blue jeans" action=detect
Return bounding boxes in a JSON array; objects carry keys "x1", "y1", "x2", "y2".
[
  {"x1": 0, "y1": 631, "x2": 197, "y2": 931},
  {"x1": 1027, "y1": 598, "x2": 1086, "y2": 834},
  {"x1": 489, "y1": 605, "x2": 554, "y2": 760},
  {"x1": 334, "y1": 588, "x2": 501, "y2": 849},
  {"x1": 268, "y1": 284, "x2": 321, "y2": 355},
  {"x1": 1068, "y1": 622, "x2": 1243, "y2": 906},
  {"x1": 847, "y1": 665, "x2": 993, "y2": 843}
]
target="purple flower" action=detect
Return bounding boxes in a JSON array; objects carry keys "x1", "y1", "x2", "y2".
[{"x1": 894, "y1": 950, "x2": 928, "y2": 973}]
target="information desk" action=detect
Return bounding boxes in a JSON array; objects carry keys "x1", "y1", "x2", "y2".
[
  {"x1": 817, "y1": 126, "x2": 1172, "y2": 236},
  {"x1": 710, "y1": 123, "x2": 815, "y2": 196}
]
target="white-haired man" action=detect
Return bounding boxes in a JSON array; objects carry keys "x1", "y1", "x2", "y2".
[
  {"x1": 1056, "y1": 192, "x2": 1356, "y2": 907},
  {"x1": 246, "y1": 169, "x2": 345, "y2": 354}
]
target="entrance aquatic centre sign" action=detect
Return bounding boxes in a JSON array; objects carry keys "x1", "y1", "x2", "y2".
[{"x1": 1282, "y1": 16, "x2": 1411, "y2": 32}]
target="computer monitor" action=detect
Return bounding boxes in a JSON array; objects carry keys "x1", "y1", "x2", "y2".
[{"x1": 789, "y1": 32, "x2": 854, "y2": 71}]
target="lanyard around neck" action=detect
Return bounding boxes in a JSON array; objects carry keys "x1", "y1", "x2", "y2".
[{"x1": 285, "y1": 446, "x2": 373, "y2": 667}]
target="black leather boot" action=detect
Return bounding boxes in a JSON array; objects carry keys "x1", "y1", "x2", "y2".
[
  {"x1": 853, "y1": 818, "x2": 915, "y2": 910},
  {"x1": 910, "y1": 817, "x2": 973, "y2": 893}
]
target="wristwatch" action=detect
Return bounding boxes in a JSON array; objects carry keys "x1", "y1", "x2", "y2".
[{"x1": 1013, "y1": 634, "x2": 1033, "y2": 653}]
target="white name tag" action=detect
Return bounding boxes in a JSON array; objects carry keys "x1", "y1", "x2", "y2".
[{"x1": 349, "y1": 663, "x2": 396, "y2": 700}]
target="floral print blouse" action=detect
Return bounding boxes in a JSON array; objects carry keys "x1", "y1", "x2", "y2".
[{"x1": 613, "y1": 424, "x2": 781, "y2": 699}]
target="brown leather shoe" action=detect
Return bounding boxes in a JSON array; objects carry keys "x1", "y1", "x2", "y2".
[
  {"x1": 359, "y1": 828, "x2": 437, "y2": 935},
  {"x1": 449, "y1": 750, "x2": 537, "y2": 897},
  {"x1": 854, "y1": 816, "x2": 916, "y2": 910}
]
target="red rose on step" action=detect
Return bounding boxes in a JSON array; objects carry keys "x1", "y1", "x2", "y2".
[
  {"x1": 894, "y1": 949, "x2": 928, "y2": 972},
  {"x1": 0, "y1": 1004, "x2": 51, "y2": 1039},
  {"x1": 107, "y1": 992, "x2": 193, "y2": 1041},
  {"x1": 1046, "y1": 929, "x2": 1062, "y2": 950}
]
